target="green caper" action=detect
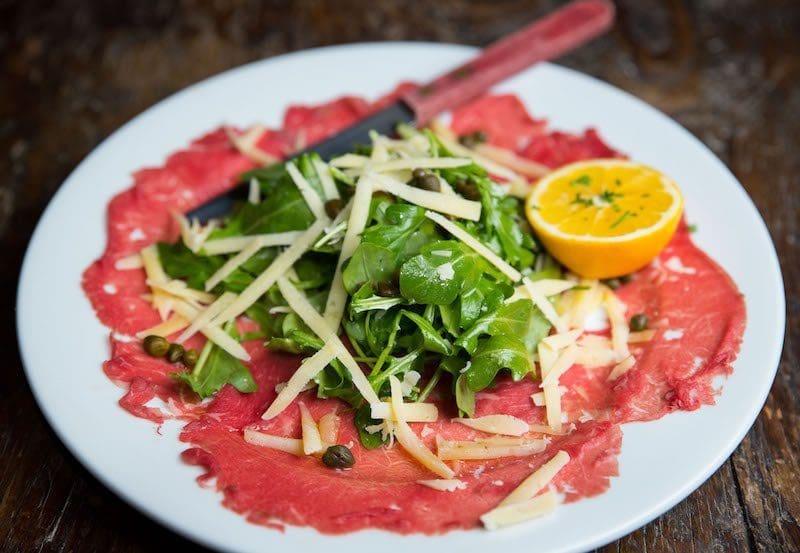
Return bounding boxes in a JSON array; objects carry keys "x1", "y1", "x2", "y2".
[
  {"x1": 417, "y1": 174, "x2": 441, "y2": 192},
  {"x1": 629, "y1": 313, "x2": 649, "y2": 331},
  {"x1": 322, "y1": 444, "x2": 355, "y2": 469},
  {"x1": 324, "y1": 198, "x2": 344, "y2": 219},
  {"x1": 604, "y1": 278, "x2": 622, "y2": 290},
  {"x1": 458, "y1": 130, "x2": 488, "y2": 148},
  {"x1": 182, "y1": 349, "x2": 199, "y2": 367},
  {"x1": 143, "y1": 335, "x2": 169, "y2": 357},
  {"x1": 376, "y1": 280, "x2": 400, "y2": 298},
  {"x1": 454, "y1": 178, "x2": 481, "y2": 200},
  {"x1": 620, "y1": 274, "x2": 633, "y2": 284},
  {"x1": 411, "y1": 168, "x2": 427, "y2": 180},
  {"x1": 166, "y1": 343, "x2": 185, "y2": 363}
]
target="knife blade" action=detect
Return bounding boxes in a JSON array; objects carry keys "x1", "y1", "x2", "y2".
[{"x1": 188, "y1": 0, "x2": 614, "y2": 222}]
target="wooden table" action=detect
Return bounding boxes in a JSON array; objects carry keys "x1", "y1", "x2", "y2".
[{"x1": 1, "y1": 1, "x2": 797, "y2": 551}]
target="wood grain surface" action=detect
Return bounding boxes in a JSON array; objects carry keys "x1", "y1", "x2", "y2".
[{"x1": 1, "y1": 1, "x2": 797, "y2": 551}]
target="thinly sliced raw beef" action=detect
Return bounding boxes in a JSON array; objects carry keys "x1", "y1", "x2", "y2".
[{"x1": 82, "y1": 90, "x2": 745, "y2": 535}]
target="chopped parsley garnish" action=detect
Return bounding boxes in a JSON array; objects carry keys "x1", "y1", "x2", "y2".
[
  {"x1": 610, "y1": 211, "x2": 633, "y2": 229},
  {"x1": 570, "y1": 174, "x2": 592, "y2": 187},
  {"x1": 570, "y1": 193, "x2": 594, "y2": 207},
  {"x1": 599, "y1": 190, "x2": 623, "y2": 203}
]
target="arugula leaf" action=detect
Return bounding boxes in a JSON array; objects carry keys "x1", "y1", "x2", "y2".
[
  {"x1": 354, "y1": 404, "x2": 387, "y2": 449},
  {"x1": 342, "y1": 243, "x2": 396, "y2": 294},
  {"x1": 456, "y1": 299, "x2": 550, "y2": 355},
  {"x1": 174, "y1": 323, "x2": 257, "y2": 398},
  {"x1": 455, "y1": 373, "x2": 476, "y2": 417},
  {"x1": 157, "y1": 241, "x2": 223, "y2": 290},
  {"x1": 464, "y1": 334, "x2": 533, "y2": 392},
  {"x1": 399, "y1": 241, "x2": 485, "y2": 305}
]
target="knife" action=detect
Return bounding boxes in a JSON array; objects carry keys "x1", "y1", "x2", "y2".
[{"x1": 188, "y1": 0, "x2": 615, "y2": 221}]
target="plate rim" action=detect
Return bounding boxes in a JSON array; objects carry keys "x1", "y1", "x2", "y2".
[{"x1": 16, "y1": 40, "x2": 785, "y2": 553}]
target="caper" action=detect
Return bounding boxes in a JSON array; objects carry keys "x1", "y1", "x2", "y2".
[
  {"x1": 183, "y1": 349, "x2": 199, "y2": 367},
  {"x1": 619, "y1": 274, "x2": 633, "y2": 284},
  {"x1": 143, "y1": 335, "x2": 169, "y2": 357},
  {"x1": 412, "y1": 168, "x2": 427, "y2": 180},
  {"x1": 377, "y1": 280, "x2": 400, "y2": 298},
  {"x1": 324, "y1": 198, "x2": 343, "y2": 219},
  {"x1": 458, "y1": 130, "x2": 488, "y2": 148},
  {"x1": 417, "y1": 174, "x2": 441, "y2": 192},
  {"x1": 166, "y1": 343, "x2": 185, "y2": 363},
  {"x1": 454, "y1": 179, "x2": 481, "y2": 200},
  {"x1": 322, "y1": 444, "x2": 355, "y2": 469},
  {"x1": 629, "y1": 313, "x2": 648, "y2": 331},
  {"x1": 604, "y1": 278, "x2": 622, "y2": 290}
]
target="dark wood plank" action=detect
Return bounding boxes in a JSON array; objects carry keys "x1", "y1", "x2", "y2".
[{"x1": 1, "y1": 1, "x2": 797, "y2": 551}]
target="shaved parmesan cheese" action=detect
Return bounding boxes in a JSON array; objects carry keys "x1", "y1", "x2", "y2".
[
  {"x1": 171, "y1": 301, "x2": 250, "y2": 361},
  {"x1": 375, "y1": 175, "x2": 481, "y2": 221},
  {"x1": 531, "y1": 391, "x2": 546, "y2": 407},
  {"x1": 312, "y1": 157, "x2": 340, "y2": 200},
  {"x1": 324, "y1": 176, "x2": 373, "y2": 329},
  {"x1": 204, "y1": 237, "x2": 265, "y2": 291},
  {"x1": 523, "y1": 278, "x2": 565, "y2": 332},
  {"x1": 473, "y1": 143, "x2": 550, "y2": 178},
  {"x1": 243, "y1": 428, "x2": 303, "y2": 456},
  {"x1": 248, "y1": 177, "x2": 260, "y2": 204},
  {"x1": 262, "y1": 345, "x2": 337, "y2": 420},
  {"x1": 575, "y1": 345, "x2": 619, "y2": 368},
  {"x1": 628, "y1": 329, "x2": 656, "y2": 343},
  {"x1": 368, "y1": 157, "x2": 472, "y2": 173},
  {"x1": 517, "y1": 278, "x2": 576, "y2": 299},
  {"x1": 286, "y1": 161, "x2": 326, "y2": 220},
  {"x1": 140, "y1": 244, "x2": 173, "y2": 320},
  {"x1": 436, "y1": 437, "x2": 546, "y2": 460},
  {"x1": 330, "y1": 153, "x2": 369, "y2": 168},
  {"x1": 425, "y1": 211, "x2": 521, "y2": 281},
  {"x1": 389, "y1": 376, "x2": 454, "y2": 479},
  {"x1": 542, "y1": 384, "x2": 563, "y2": 433},
  {"x1": 299, "y1": 403, "x2": 323, "y2": 455},
  {"x1": 370, "y1": 402, "x2": 438, "y2": 422},
  {"x1": 481, "y1": 489, "x2": 558, "y2": 530},
  {"x1": 500, "y1": 450, "x2": 570, "y2": 506},
  {"x1": 135, "y1": 315, "x2": 190, "y2": 339},
  {"x1": 453, "y1": 415, "x2": 529, "y2": 436},
  {"x1": 604, "y1": 290, "x2": 630, "y2": 359},
  {"x1": 277, "y1": 277, "x2": 380, "y2": 407},
  {"x1": 318, "y1": 412, "x2": 340, "y2": 446},
  {"x1": 542, "y1": 329, "x2": 582, "y2": 350},
  {"x1": 527, "y1": 424, "x2": 569, "y2": 436},
  {"x1": 417, "y1": 479, "x2": 467, "y2": 492},
  {"x1": 212, "y1": 218, "x2": 329, "y2": 326},
  {"x1": 175, "y1": 292, "x2": 237, "y2": 344},
  {"x1": 147, "y1": 280, "x2": 217, "y2": 304},
  {"x1": 201, "y1": 231, "x2": 301, "y2": 256},
  {"x1": 225, "y1": 125, "x2": 277, "y2": 165},
  {"x1": 540, "y1": 344, "x2": 579, "y2": 388},
  {"x1": 608, "y1": 355, "x2": 636, "y2": 381},
  {"x1": 114, "y1": 254, "x2": 143, "y2": 270}
]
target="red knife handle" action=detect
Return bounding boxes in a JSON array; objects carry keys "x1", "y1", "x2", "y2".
[{"x1": 402, "y1": 0, "x2": 615, "y2": 125}]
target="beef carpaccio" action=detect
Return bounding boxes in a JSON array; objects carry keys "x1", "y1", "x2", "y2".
[{"x1": 83, "y1": 87, "x2": 745, "y2": 534}]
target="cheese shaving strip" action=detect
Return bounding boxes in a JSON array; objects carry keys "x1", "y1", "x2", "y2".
[
  {"x1": 262, "y1": 344, "x2": 338, "y2": 420},
  {"x1": 286, "y1": 161, "x2": 326, "y2": 220},
  {"x1": 523, "y1": 278, "x2": 566, "y2": 333},
  {"x1": 135, "y1": 315, "x2": 190, "y2": 339},
  {"x1": 324, "y1": 176, "x2": 374, "y2": 329},
  {"x1": 211, "y1": 218, "x2": 329, "y2": 327},
  {"x1": 171, "y1": 301, "x2": 250, "y2": 361},
  {"x1": 114, "y1": 253, "x2": 143, "y2": 270},
  {"x1": 453, "y1": 415, "x2": 529, "y2": 436},
  {"x1": 318, "y1": 412, "x2": 340, "y2": 446},
  {"x1": 312, "y1": 157, "x2": 340, "y2": 200},
  {"x1": 175, "y1": 291, "x2": 237, "y2": 344},
  {"x1": 481, "y1": 489, "x2": 558, "y2": 530},
  {"x1": 608, "y1": 355, "x2": 636, "y2": 381},
  {"x1": 243, "y1": 428, "x2": 303, "y2": 456},
  {"x1": 499, "y1": 450, "x2": 570, "y2": 506},
  {"x1": 371, "y1": 402, "x2": 438, "y2": 422},
  {"x1": 147, "y1": 280, "x2": 217, "y2": 305},
  {"x1": 225, "y1": 125, "x2": 277, "y2": 165},
  {"x1": 276, "y1": 276, "x2": 381, "y2": 408},
  {"x1": 201, "y1": 231, "x2": 302, "y2": 256},
  {"x1": 375, "y1": 175, "x2": 481, "y2": 222},
  {"x1": 299, "y1": 403, "x2": 324, "y2": 455},
  {"x1": 604, "y1": 289, "x2": 630, "y2": 360},
  {"x1": 436, "y1": 436, "x2": 546, "y2": 460},
  {"x1": 204, "y1": 237, "x2": 265, "y2": 292},
  {"x1": 417, "y1": 479, "x2": 467, "y2": 492},
  {"x1": 140, "y1": 244, "x2": 173, "y2": 320},
  {"x1": 248, "y1": 178, "x2": 260, "y2": 204},
  {"x1": 473, "y1": 143, "x2": 551, "y2": 178},
  {"x1": 389, "y1": 376, "x2": 454, "y2": 479}
]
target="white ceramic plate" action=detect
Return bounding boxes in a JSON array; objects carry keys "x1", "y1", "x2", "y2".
[{"x1": 17, "y1": 43, "x2": 784, "y2": 553}]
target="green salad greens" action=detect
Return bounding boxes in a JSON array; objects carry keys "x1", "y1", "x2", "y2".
[{"x1": 157, "y1": 128, "x2": 561, "y2": 447}]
